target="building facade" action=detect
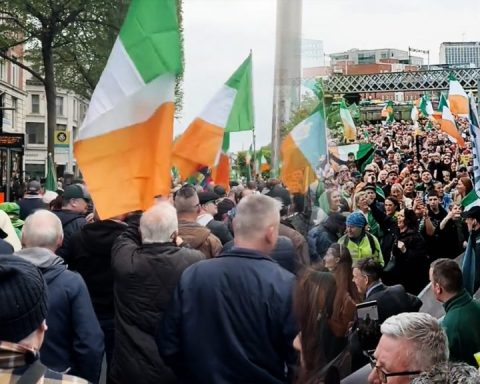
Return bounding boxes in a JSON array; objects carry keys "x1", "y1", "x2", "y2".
[
  {"x1": 25, "y1": 80, "x2": 88, "y2": 179},
  {"x1": 301, "y1": 38, "x2": 325, "y2": 69},
  {"x1": 330, "y1": 48, "x2": 423, "y2": 66},
  {"x1": 439, "y1": 42, "x2": 480, "y2": 67}
]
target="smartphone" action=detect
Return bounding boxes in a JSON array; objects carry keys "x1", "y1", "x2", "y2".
[
  {"x1": 356, "y1": 300, "x2": 379, "y2": 321},
  {"x1": 416, "y1": 190, "x2": 424, "y2": 199}
]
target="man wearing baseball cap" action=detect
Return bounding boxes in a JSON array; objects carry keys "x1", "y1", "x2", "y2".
[
  {"x1": 197, "y1": 192, "x2": 232, "y2": 245},
  {"x1": 53, "y1": 183, "x2": 91, "y2": 262},
  {"x1": 18, "y1": 180, "x2": 46, "y2": 220},
  {"x1": 337, "y1": 212, "x2": 384, "y2": 265},
  {"x1": 0, "y1": 255, "x2": 88, "y2": 383}
]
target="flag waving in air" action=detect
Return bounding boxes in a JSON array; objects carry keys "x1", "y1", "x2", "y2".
[
  {"x1": 440, "y1": 106, "x2": 465, "y2": 147},
  {"x1": 381, "y1": 101, "x2": 395, "y2": 124},
  {"x1": 339, "y1": 100, "x2": 356, "y2": 141},
  {"x1": 74, "y1": 0, "x2": 182, "y2": 219},
  {"x1": 280, "y1": 107, "x2": 327, "y2": 193},
  {"x1": 448, "y1": 73, "x2": 468, "y2": 116},
  {"x1": 173, "y1": 54, "x2": 253, "y2": 179}
]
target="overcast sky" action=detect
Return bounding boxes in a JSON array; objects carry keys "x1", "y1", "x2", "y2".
[{"x1": 176, "y1": 0, "x2": 480, "y2": 151}]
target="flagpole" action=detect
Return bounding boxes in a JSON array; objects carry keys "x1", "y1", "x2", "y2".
[{"x1": 251, "y1": 130, "x2": 256, "y2": 179}]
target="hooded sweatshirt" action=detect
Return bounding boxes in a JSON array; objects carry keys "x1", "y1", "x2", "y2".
[{"x1": 15, "y1": 247, "x2": 104, "y2": 383}]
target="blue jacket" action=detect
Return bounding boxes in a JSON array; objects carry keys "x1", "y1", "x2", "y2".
[
  {"x1": 158, "y1": 247, "x2": 298, "y2": 384},
  {"x1": 15, "y1": 247, "x2": 104, "y2": 383}
]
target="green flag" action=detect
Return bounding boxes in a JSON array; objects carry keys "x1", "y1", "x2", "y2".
[
  {"x1": 45, "y1": 153, "x2": 57, "y2": 192},
  {"x1": 225, "y1": 53, "x2": 254, "y2": 132},
  {"x1": 438, "y1": 93, "x2": 448, "y2": 112}
]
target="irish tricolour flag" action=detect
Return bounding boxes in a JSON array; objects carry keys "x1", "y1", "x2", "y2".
[
  {"x1": 74, "y1": 0, "x2": 181, "y2": 219},
  {"x1": 173, "y1": 54, "x2": 253, "y2": 180},
  {"x1": 440, "y1": 106, "x2": 465, "y2": 147},
  {"x1": 340, "y1": 100, "x2": 356, "y2": 141},
  {"x1": 448, "y1": 73, "x2": 469, "y2": 116},
  {"x1": 281, "y1": 110, "x2": 327, "y2": 193}
]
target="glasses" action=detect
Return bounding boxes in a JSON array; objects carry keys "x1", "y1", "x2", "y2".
[{"x1": 367, "y1": 352, "x2": 421, "y2": 383}]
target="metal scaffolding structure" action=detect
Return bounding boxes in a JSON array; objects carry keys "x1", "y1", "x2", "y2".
[{"x1": 324, "y1": 67, "x2": 480, "y2": 94}]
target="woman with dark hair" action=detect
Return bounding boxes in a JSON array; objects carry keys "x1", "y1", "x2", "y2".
[
  {"x1": 453, "y1": 176, "x2": 473, "y2": 203},
  {"x1": 293, "y1": 269, "x2": 341, "y2": 384},
  {"x1": 390, "y1": 208, "x2": 429, "y2": 295},
  {"x1": 324, "y1": 244, "x2": 360, "y2": 340},
  {"x1": 368, "y1": 196, "x2": 400, "y2": 263}
]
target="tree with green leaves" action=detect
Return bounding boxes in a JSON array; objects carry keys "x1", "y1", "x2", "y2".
[
  {"x1": 0, "y1": 0, "x2": 126, "y2": 160},
  {"x1": 0, "y1": 0, "x2": 184, "y2": 161}
]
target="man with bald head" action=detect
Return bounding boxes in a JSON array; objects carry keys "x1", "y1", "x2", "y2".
[
  {"x1": 158, "y1": 194, "x2": 297, "y2": 384},
  {"x1": 111, "y1": 202, "x2": 204, "y2": 384},
  {"x1": 15, "y1": 210, "x2": 104, "y2": 383}
]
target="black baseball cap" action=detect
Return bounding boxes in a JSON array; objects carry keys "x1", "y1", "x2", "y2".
[{"x1": 462, "y1": 206, "x2": 480, "y2": 220}]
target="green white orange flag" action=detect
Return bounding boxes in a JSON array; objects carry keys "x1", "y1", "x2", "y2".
[
  {"x1": 172, "y1": 54, "x2": 253, "y2": 179},
  {"x1": 260, "y1": 154, "x2": 270, "y2": 172},
  {"x1": 381, "y1": 101, "x2": 394, "y2": 124},
  {"x1": 448, "y1": 73, "x2": 468, "y2": 116},
  {"x1": 74, "y1": 0, "x2": 181, "y2": 219},
  {"x1": 441, "y1": 106, "x2": 465, "y2": 147},
  {"x1": 211, "y1": 133, "x2": 230, "y2": 190},
  {"x1": 339, "y1": 100, "x2": 356, "y2": 141}
]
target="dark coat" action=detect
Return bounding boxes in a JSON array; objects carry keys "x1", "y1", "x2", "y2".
[
  {"x1": 15, "y1": 248, "x2": 104, "y2": 383},
  {"x1": 18, "y1": 196, "x2": 46, "y2": 220},
  {"x1": 222, "y1": 236, "x2": 297, "y2": 274},
  {"x1": 206, "y1": 218, "x2": 233, "y2": 245},
  {"x1": 442, "y1": 289, "x2": 480, "y2": 366},
  {"x1": 366, "y1": 283, "x2": 422, "y2": 323},
  {"x1": 390, "y1": 229, "x2": 430, "y2": 295},
  {"x1": 111, "y1": 222, "x2": 204, "y2": 384},
  {"x1": 158, "y1": 247, "x2": 298, "y2": 384},
  {"x1": 68, "y1": 219, "x2": 128, "y2": 320},
  {"x1": 53, "y1": 210, "x2": 87, "y2": 262}
]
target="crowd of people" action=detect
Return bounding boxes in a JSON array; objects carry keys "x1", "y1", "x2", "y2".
[{"x1": 1, "y1": 118, "x2": 480, "y2": 383}]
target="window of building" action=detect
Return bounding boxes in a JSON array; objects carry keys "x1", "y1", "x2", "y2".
[
  {"x1": 0, "y1": 59, "x2": 4, "y2": 80},
  {"x1": 56, "y1": 96, "x2": 64, "y2": 116},
  {"x1": 73, "y1": 99, "x2": 77, "y2": 120},
  {"x1": 25, "y1": 164, "x2": 45, "y2": 180},
  {"x1": 26, "y1": 122, "x2": 45, "y2": 144},
  {"x1": 11, "y1": 56, "x2": 17, "y2": 87},
  {"x1": 31, "y1": 94, "x2": 40, "y2": 114},
  {"x1": 11, "y1": 97, "x2": 17, "y2": 130}
]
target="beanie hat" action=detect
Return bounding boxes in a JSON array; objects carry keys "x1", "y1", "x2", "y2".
[
  {"x1": 0, "y1": 255, "x2": 48, "y2": 343},
  {"x1": 346, "y1": 212, "x2": 367, "y2": 228}
]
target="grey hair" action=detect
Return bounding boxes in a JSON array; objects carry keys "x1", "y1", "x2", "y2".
[
  {"x1": 411, "y1": 362, "x2": 480, "y2": 383},
  {"x1": 233, "y1": 194, "x2": 281, "y2": 239},
  {"x1": 22, "y1": 209, "x2": 63, "y2": 249},
  {"x1": 381, "y1": 313, "x2": 448, "y2": 371},
  {"x1": 140, "y1": 203, "x2": 178, "y2": 244}
]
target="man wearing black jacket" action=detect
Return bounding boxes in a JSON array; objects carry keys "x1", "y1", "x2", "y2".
[
  {"x1": 197, "y1": 191, "x2": 233, "y2": 245},
  {"x1": 68, "y1": 214, "x2": 128, "y2": 377},
  {"x1": 353, "y1": 258, "x2": 422, "y2": 323}
]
